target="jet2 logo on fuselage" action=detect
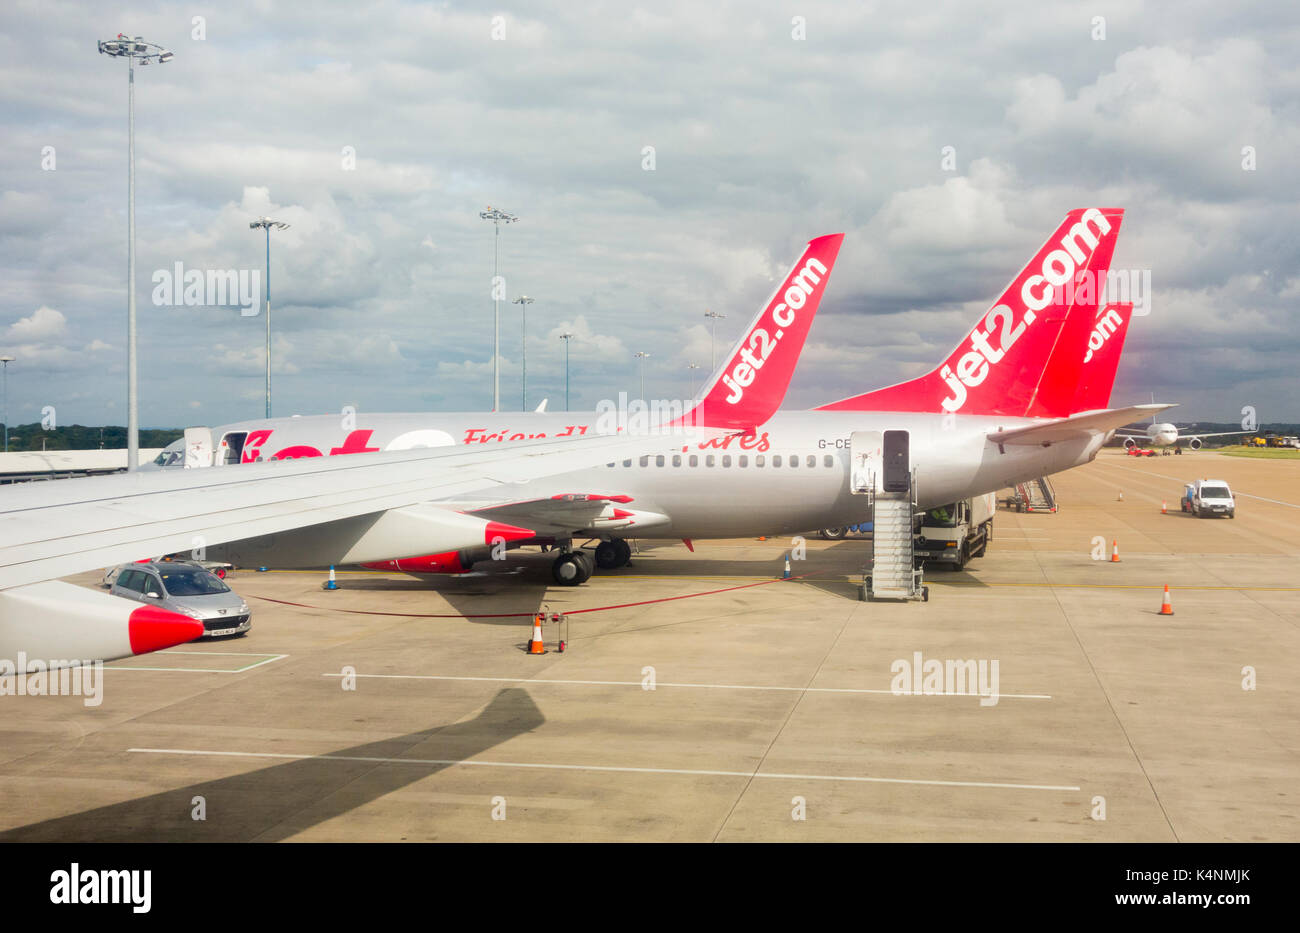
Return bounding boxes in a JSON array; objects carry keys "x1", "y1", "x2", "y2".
[
  {"x1": 721, "y1": 256, "x2": 828, "y2": 405},
  {"x1": 939, "y1": 208, "x2": 1114, "y2": 413}
]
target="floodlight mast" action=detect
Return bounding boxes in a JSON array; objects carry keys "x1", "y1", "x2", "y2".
[
  {"x1": 703, "y1": 310, "x2": 726, "y2": 371},
  {"x1": 479, "y1": 206, "x2": 518, "y2": 411},
  {"x1": 0, "y1": 357, "x2": 13, "y2": 453},
  {"x1": 635, "y1": 351, "x2": 651, "y2": 401},
  {"x1": 513, "y1": 295, "x2": 535, "y2": 410},
  {"x1": 249, "y1": 217, "x2": 291, "y2": 418},
  {"x1": 97, "y1": 34, "x2": 173, "y2": 471},
  {"x1": 559, "y1": 332, "x2": 574, "y2": 411}
]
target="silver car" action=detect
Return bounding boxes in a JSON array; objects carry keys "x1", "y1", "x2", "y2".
[{"x1": 107, "y1": 560, "x2": 251, "y2": 638}]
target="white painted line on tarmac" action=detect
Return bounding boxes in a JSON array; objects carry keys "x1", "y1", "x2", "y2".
[
  {"x1": 127, "y1": 747, "x2": 1079, "y2": 792},
  {"x1": 319, "y1": 672, "x2": 1051, "y2": 700},
  {"x1": 99, "y1": 653, "x2": 288, "y2": 674}
]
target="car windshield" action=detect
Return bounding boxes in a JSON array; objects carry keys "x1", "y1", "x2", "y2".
[
  {"x1": 159, "y1": 567, "x2": 230, "y2": 596},
  {"x1": 1200, "y1": 486, "x2": 1231, "y2": 499}
]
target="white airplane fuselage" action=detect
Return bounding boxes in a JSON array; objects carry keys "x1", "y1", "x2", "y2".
[
  {"x1": 1142, "y1": 423, "x2": 1180, "y2": 447},
  {"x1": 185, "y1": 410, "x2": 1106, "y2": 540}
]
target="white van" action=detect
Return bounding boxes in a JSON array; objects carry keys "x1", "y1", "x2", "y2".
[{"x1": 1185, "y1": 479, "x2": 1235, "y2": 518}]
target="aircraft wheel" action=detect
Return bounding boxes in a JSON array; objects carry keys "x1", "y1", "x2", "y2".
[
  {"x1": 820, "y1": 527, "x2": 848, "y2": 540},
  {"x1": 594, "y1": 540, "x2": 621, "y2": 570},
  {"x1": 612, "y1": 538, "x2": 632, "y2": 566},
  {"x1": 552, "y1": 554, "x2": 591, "y2": 586}
]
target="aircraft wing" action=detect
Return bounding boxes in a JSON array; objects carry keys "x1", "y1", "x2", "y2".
[
  {"x1": 0, "y1": 430, "x2": 711, "y2": 591},
  {"x1": 987, "y1": 404, "x2": 1177, "y2": 447}
]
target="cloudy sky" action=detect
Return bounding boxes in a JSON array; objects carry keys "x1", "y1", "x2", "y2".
[{"x1": 2, "y1": 1, "x2": 1298, "y2": 429}]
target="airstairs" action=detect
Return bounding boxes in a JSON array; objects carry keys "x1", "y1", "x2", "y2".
[
  {"x1": 851, "y1": 429, "x2": 927, "y2": 602},
  {"x1": 1013, "y1": 477, "x2": 1057, "y2": 513}
]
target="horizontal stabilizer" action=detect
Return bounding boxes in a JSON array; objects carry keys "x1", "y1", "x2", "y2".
[{"x1": 987, "y1": 404, "x2": 1177, "y2": 447}]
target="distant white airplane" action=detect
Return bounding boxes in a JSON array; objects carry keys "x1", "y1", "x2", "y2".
[{"x1": 1114, "y1": 405, "x2": 1252, "y2": 449}]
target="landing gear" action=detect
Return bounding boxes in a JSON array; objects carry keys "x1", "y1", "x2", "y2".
[
  {"x1": 594, "y1": 538, "x2": 632, "y2": 570},
  {"x1": 551, "y1": 550, "x2": 592, "y2": 587},
  {"x1": 552, "y1": 551, "x2": 593, "y2": 586}
]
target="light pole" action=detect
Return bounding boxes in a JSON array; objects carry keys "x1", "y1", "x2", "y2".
[
  {"x1": 687, "y1": 362, "x2": 701, "y2": 399},
  {"x1": 0, "y1": 356, "x2": 13, "y2": 453},
  {"x1": 704, "y1": 310, "x2": 726, "y2": 370},
  {"x1": 559, "y1": 332, "x2": 574, "y2": 411},
  {"x1": 98, "y1": 34, "x2": 173, "y2": 471},
  {"x1": 513, "y1": 295, "x2": 534, "y2": 410},
  {"x1": 249, "y1": 217, "x2": 290, "y2": 418},
  {"x1": 635, "y1": 351, "x2": 650, "y2": 401},
  {"x1": 479, "y1": 206, "x2": 518, "y2": 411}
]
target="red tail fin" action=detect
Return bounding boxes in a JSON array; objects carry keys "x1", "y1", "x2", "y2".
[
  {"x1": 1071, "y1": 302, "x2": 1133, "y2": 412},
  {"x1": 816, "y1": 208, "x2": 1124, "y2": 417},
  {"x1": 685, "y1": 233, "x2": 843, "y2": 430}
]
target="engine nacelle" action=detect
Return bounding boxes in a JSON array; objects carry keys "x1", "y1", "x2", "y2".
[
  {"x1": 1123, "y1": 437, "x2": 1137, "y2": 449},
  {"x1": 1188, "y1": 437, "x2": 1202, "y2": 450},
  {"x1": 361, "y1": 548, "x2": 490, "y2": 575}
]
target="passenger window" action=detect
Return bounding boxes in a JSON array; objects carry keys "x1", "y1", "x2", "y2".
[
  {"x1": 773, "y1": 455, "x2": 782, "y2": 467},
  {"x1": 706, "y1": 455, "x2": 716, "y2": 467},
  {"x1": 656, "y1": 455, "x2": 665, "y2": 467},
  {"x1": 722, "y1": 455, "x2": 731, "y2": 467},
  {"x1": 757, "y1": 455, "x2": 766, "y2": 467},
  {"x1": 672, "y1": 455, "x2": 681, "y2": 467},
  {"x1": 606, "y1": 462, "x2": 615, "y2": 468},
  {"x1": 117, "y1": 570, "x2": 142, "y2": 592},
  {"x1": 639, "y1": 456, "x2": 649, "y2": 468},
  {"x1": 739, "y1": 455, "x2": 748, "y2": 467},
  {"x1": 791, "y1": 456, "x2": 799, "y2": 468},
  {"x1": 622, "y1": 459, "x2": 631, "y2": 468},
  {"x1": 141, "y1": 574, "x2": 162, "y2": 596},
  {"x1": 689, "y1": 455, "x2": 698, "y2": 467},
  {"x1": 824, "y1": 455, "x2": 833, "y2": 468},
  {"x1": 806, "y1": 455, "x2": 815, "y2": 468}
]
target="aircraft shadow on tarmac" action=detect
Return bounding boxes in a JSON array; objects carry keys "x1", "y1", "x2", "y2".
[
  {"x1": 0, "y1": 688, "x2": 543, "y2": 842},
  {"x1": 317, "y1": 534, "x2": 993, "y2": 616}
]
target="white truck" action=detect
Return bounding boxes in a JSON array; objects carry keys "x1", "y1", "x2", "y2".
[
  {"x1": 913, "y1": 493, "x2": 996, "y2": 570},
  {"x1": 1181, "y1": 479, "x2": 1236, "y2": 518}
]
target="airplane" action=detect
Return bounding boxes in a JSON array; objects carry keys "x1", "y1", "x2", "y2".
[
  {"x1": 1113, "y1": 419, "x2": 1252, "y2": 450},
  {"x1": 0, "y1": 235, "x2": 843, "y2": 670},
  {"x1": 149, "y1": 208, "x2": 1172, "y2": 584}
]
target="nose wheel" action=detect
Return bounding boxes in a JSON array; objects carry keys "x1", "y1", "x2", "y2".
[{"x1": 552, "y1": 551, "x2": 594, "y2": 586}]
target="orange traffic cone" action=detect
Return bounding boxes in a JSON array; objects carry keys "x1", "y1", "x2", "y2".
[
  {"x1": 1161, "y1": 500, "x2": 1167, "y2": 514},
  {"x1": 528, "y1": 613, "x2": 546, "y2": 655},
  {"x1": 1158, "y1": 585, "x2": 1174, "y2": 615},
  {"x1": 1110, "y1": 539, "x2": 1121, "y2": 562},
  {"x1": 757, "y1": 535, "x2": 767, "y2": 541}
]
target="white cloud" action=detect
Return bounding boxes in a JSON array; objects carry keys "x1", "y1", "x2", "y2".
[{"x1": 6, "y1": 306, "x2": 66, "y2": 342}]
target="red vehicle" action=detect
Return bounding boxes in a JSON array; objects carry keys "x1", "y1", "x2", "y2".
[{"x1": 1126, "y1": 446, "x2": 1157, "y2": 457}]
